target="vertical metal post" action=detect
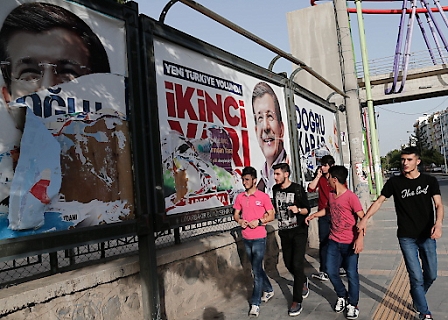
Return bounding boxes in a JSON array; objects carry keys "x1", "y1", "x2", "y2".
[
  {"x1": 333, "y1": 0, "x2": 372, "y2": 210},
  {"x1": 49, "y1": 252, "x2": 58, "y2": 274},
  {"x1": 174, "y1": 228, "x2": 181, "y2": 245},
  {"x1": 354, "y1": 0, "x2": 383, "y2": 197},
  {"x1": 441, "y1": 114, "x2": 447, "y2": 173}
]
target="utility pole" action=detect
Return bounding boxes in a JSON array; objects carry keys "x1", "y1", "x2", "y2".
[
  {"x1": 333, "y1": 0, "x2": 372, "y2": 211},
  {"x1": 354, "y1": 0, "x2": 383, "y2": 197},
  {"x1": 441, "y1": 113, "x2": 448, "y2": 173}
]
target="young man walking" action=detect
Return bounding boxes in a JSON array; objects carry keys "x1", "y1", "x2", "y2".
[
  {"x1": 272, "y1": 163, "x2": 310, "y2": 317},
  {"x1": 357, "y1": 147, "x2": 444, "y2": 320},
  {"x1": 306, "y1": 166, "x2": 365, "y2": 319},
  {"x1": 233, "y1": 166, "x2": 275, "y2": 317},
  {"x1": 307, "y1": 155, "x2": 335, "y2": 281}
]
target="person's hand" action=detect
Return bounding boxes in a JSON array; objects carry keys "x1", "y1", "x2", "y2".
[
  {"x1": 431, "y1": 222, "x2": 443, "y2": 239},
  {"x1": 287, "y1": 205, "x2": 299, "y2": 214},
  {"x1": 248, "y1": 219, "x2": 259, "y2": 229},
  {"x1": 305, "y1": 214, "x2": 314, "y2": 225},
  {"x1": 239, "y1": 219, "x2": 249, "y2": 229},
  {"x1": 316, "y1": 166, "x2": 323, "y2": 178},
  {"x1": 353, "y1": 237, "x2": 364, "y2": 254},
  {"x1": 356, "y1": 219, "x2": 367, "y2": 235}
]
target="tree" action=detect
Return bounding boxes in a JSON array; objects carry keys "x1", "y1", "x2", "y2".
[
  {"x1": 382, "y1": 149, "x2": 402, "y2": 170},
  {"x1": 421, "y1": 148, "x2": 444, "y2": 167}
]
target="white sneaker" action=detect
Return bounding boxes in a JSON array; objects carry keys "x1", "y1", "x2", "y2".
[
  {"x1": 249, "y1": 305, "x2": 260, "y2": 317},
  {"x1": 334, "y1": 297, "x2": 346, "y2": 313},
  {"x1": 346, "y1": 304, "x2": 359, "y2": 319},
  {"x1": 312, "y1": 271, "x2": 329, "y2": 281},
  {"x1": 261, "y1": 290, "x2": 274, "y2": 303}
]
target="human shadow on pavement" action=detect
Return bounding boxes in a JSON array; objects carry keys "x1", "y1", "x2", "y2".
[
  {"x1": 229, "y1": 227, "x2": 259, "y2": 307},
  {"x1": 303, "y1": 247, "x2": 337, "y2": 309},
  {"x1": 202, "y1": 307, "x2": 225, "y2": 320},
  {"x1": 264, "y1": 225, "x2": 292, "y2": 308},
  {"x1": 158, "y1": 226, "x2": 254, "y2": 319}
]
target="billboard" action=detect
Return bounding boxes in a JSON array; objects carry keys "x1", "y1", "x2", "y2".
[
  {"x1": 154, "y1": 38, "x2": 291, "y2": 222},
  {"x1": 0, "y1": 0, "x2": 133, "y2": 240},
  {"x1": 294, "y1": 94, "x2": 341, "y2": 187}
]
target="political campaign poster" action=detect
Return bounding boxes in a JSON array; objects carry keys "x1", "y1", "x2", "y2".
[
  {"x1": 0, "y1": 0, "x2": 133, "y2": 240},
  {"x1": 154, "y1": 38, "x2": 291, "y2": 221},
  {"x1": 294, "y1": 94, "x2": 341, "y2": 188}
]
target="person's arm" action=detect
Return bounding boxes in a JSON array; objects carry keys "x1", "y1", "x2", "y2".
[
  {"x1": 233, "y1": 209, "x2": 248, "y2": 229},
  {"x1": 263, "y1": 208, "x2": 275, "y2": 223},
  {"x1": 292, "y1": 183, "x2": 310, "y2": 215},
  {"x1": 353, "y1": 229, "x2": 364, "y2": 254},
  {"x1": 305, "y1": 208, "x2": 326, "y2": 225},
  {"x1": 431, "y1": 194, "x2": 444, "y2": 239},
  {"x1": 307, "y1": 168, "x2": 322, "y2": 192},
  {"x1": 355, "y1": 209, "x2": 365, "y2": 219},
  {"x1": 287, "y1": 204, "x2": 308, "y2": 216},
  {"x1": 248, "y1": 208, "x2": 275, "y2": 228},
  {"x1": 357, "y1": 195, "x2": 387, "y2": 233}
]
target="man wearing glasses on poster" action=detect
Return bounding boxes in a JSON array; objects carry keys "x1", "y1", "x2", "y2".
[{"x1": 0, "y1": 2, "x2": 132, "y2": 233}]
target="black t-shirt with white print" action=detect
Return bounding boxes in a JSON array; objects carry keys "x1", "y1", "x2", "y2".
[
  {"x1": 272, "y1": 182, "x2": 310, "y2": 231},
  {"x1": 381, "y1": 173, "x2": 440, "y2": 239}
]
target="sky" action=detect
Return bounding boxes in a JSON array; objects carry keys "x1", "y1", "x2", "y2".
[{"x1": 137, "y1": 0, "x2": 448, "y2": 156}]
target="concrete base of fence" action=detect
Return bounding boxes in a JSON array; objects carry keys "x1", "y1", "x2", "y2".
[{"x1": 0, "y1": 214, "x2": 319, "y2": 320}]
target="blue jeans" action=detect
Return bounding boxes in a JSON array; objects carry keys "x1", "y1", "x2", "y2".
[
  {"x1": 318, "y1": 215, "x2": 331, "y2": 273},
  {"x1": 326, "y1": 239, "x2": 360, "y2": 306},
  {"x1": 244, "y1": 237, "x2": 273, "y2": 306},
  {"x1": 398, "y1": 237, "x2": 437, "y2": 316}
]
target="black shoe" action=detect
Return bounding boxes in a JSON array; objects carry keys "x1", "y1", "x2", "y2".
[
  {"x1": 288, "y1": 302, "x2": 302, "y2": 317},
  {"x1": 339, "y1": 268, "x2": 347, "y2": 276}
]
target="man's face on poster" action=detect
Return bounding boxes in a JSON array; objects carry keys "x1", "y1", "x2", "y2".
[
  {"x1": 253, "y1": 93, "x2": 284, "y2": 163},
  {"x1": 2, "y1": 27, "x2": 90, "y2": 102}
]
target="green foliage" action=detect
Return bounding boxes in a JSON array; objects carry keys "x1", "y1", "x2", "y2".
[
  {"x1": 382, "y1": 146, "x2": 445, "y2": 170},
  {"x1": 421, "y1": 148, "x2": 444, "y2": 166},
  {"x1": 382, "y1": 149, "x2": 402, "y2": 170}
]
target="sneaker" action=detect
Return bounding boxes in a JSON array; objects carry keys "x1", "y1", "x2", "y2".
[
  {"x1": 334, "y1": 297, "x2": 346, "y2": 313},
  {"x1": 346, "y1": 304, "x2": 359, "y2": 319},
  {"x1": 249, "y1": 305, "x2": 259, "y2": 317},
  {"x1": 302, "y1": 277, "x2": 309, "y2": 298},
  {"x1": 288, "y1": 302, "x2": 303, "y2": 317},
  {"x1": 339, "y1": 268, "x2": 347, "y2": 276},
  {"x1": 419, "y1": 315, "x2": 433, "y2": 320},
  {"x1": 261, "y1": 290, "x2": 274, "y2": 303},
  {"x1": 312, "y1": 271, "x2": 329, "y2": 281}
]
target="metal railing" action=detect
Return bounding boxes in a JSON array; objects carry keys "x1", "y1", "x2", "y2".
[
  {"x1": 356, "y1": 48, "x2": 448, "y2": 79},
  {"x1": 0, "y1": 215, "x2": 237, "y2": 288}
]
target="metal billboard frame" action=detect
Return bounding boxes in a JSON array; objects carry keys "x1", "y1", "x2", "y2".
[
  {"x1": 140, "y1": 14, "x2": 338, "y2": 231},
  {"x1": 0, "y1": 0, "x2": 143, "y2": 262}
]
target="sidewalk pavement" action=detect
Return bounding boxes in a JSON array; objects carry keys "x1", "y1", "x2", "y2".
[{"x1": 187, "y1": 199, "x2": 448, "y2": 320}]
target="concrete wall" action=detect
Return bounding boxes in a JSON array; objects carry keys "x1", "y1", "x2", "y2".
[
  {"x1": 287, "y1": 3, "x2": 351, "y2": 170},
  {"x1": 0, "y1": 220, "x2": 319, "y2": 320}
]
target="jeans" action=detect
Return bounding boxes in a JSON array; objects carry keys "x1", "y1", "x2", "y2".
[
  {"x1": 326, "y1": 239, "x2": 359, "y2": 306},
  {"x1": 318, "y1": 215, "x2": 331, "y2": 273},
  {"x1": 244, "y1": 237, "x2": 273, "y2": 306},
  {"x1": 398, "y1": 237, "x2": 437, "y2": 316},
  {"x1": 279, "y1": 227, "x2": 308, "y2": 303}
]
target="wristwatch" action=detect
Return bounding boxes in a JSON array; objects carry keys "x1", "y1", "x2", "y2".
[{"x1": 258, "y1": 219, "x2": 263, "y2": 226}]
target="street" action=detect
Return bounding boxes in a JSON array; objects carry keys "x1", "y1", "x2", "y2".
[{"x1": 432, "y1": 173, "x2": 448, "y2": 206}]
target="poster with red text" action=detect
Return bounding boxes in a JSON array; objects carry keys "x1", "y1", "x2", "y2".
[{"x1": 154, "y1": 39, "x2": 291, "y2": 217}]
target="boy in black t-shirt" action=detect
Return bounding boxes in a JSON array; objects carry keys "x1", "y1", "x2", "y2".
[
  {"x1": 272, "y1": 163, "x2": 310, "y2": 317},
  {"x1": 357, "y1": 147, "x2": 444, "y2": 320}
]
